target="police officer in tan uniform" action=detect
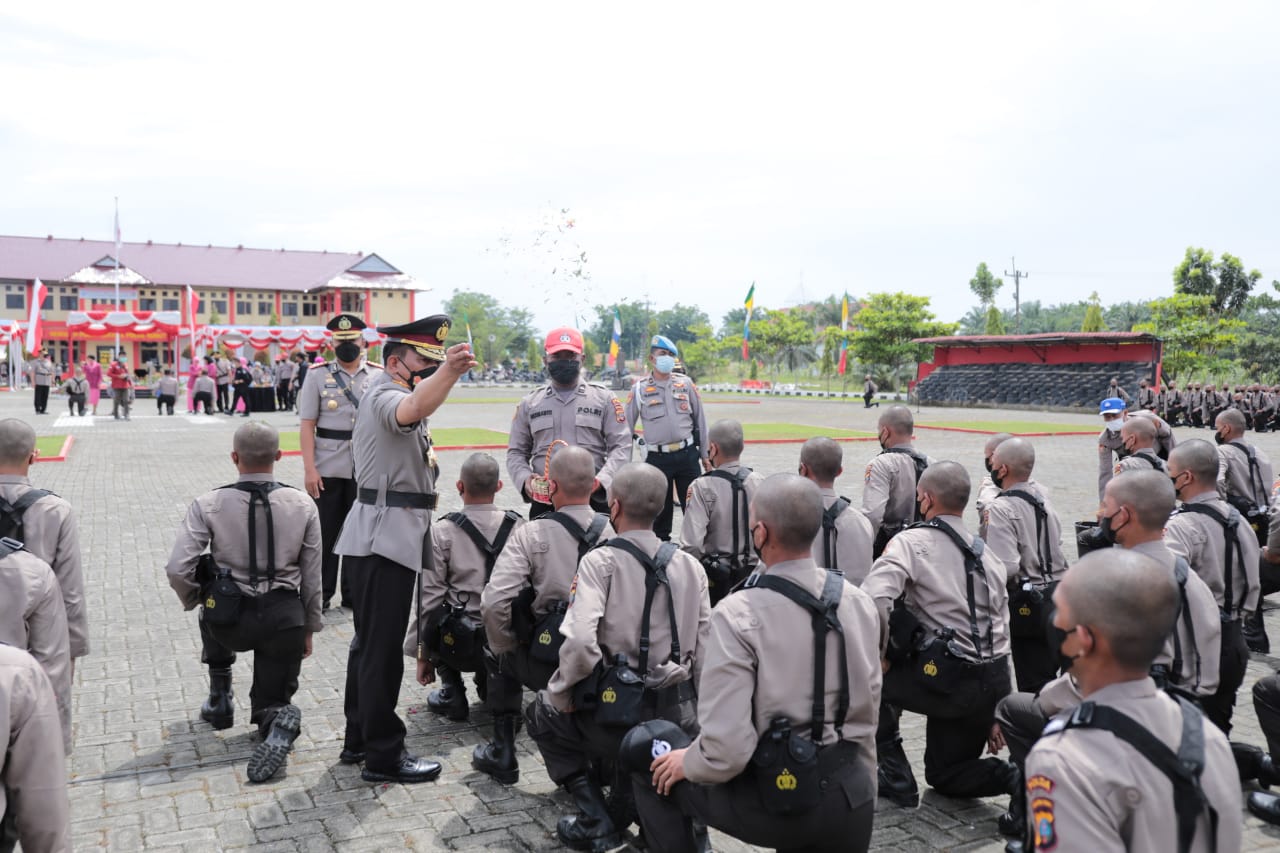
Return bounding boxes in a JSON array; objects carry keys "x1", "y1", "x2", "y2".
[
  {"x1": 798, "y1": 437, "x2": 874, "y2": 584},
  {"x1": 679, "y1": 419, "x2": 765, "y2": 604},
  {"x1": 165, "y1": 422, "x2": 323, "y2": 783},
  {"x1": 1136, "y1": 377, "x2": 1156, "y2": 411},
  {"x1": 0, "y1": 419, "x2": 87, "y2": 672},
  {"x1": 527, "y1": 462, "x2": 709, "y2": 851},
  {"x1": 1023, "y1": 551, "x2": 1241, "y2": 853},
  {"x1": 478, "y1": 446, "x2": 614, "y2": 784},
  {"x1": 335, "y1": 315, "x2": 474, "y2": 784},
  {"x1": 862, "y1": 404, "x2": 931, "y2": 558},
  {"x1": 625, "y1": 335, "x2": 708, "y2": 541},
  {"x1": 215, "y1": 352, "x2": 232, "y2": 413},
  {"x1": 28, "y1": 350, "x2": 54, "y2": 415},
  {"x1": 1108, "y1": 376, "x2": 1132, "y2": 406},
  {"x1": 1215, "y1": 408, "x2": 1274, "y2": 517},
  {"x1": 636, "y1": 475, "x2": 884, "y2": 853},
  {"x1": 980, "y1": 438, "x2": 1068, "y2": 694},
  {"x1": 863, "y1": 461, "x2": 1017, "y2": 809},
  {"x1": 507, "y1": 326, "x2": 631, "y2": 519},
  {"x1": 1186, "y1": 382, "x2": 1204, "y2": 428},
  {"x1": 298, "y1": 314, "x2": 382, "y2": 610},
  {"x1": 0, "y1": 644, "x2": 70, "y2": 853},
  {"x1": 1164, "y1": 440, "x2": 1259, "y2": 735},
  {"x1": 0, "y1": 542, "x2": 71, "y2": 750},
  {"x1": 1114, "y1": 417, "x2": 1167, "y2": 475},
  {"x1": 974, "y1": 433, "x2": 1013, "y2": 525},
  {"x1": 401, "y1": 453, "x2": 523, "y2": 724},
  {"x1": 863, "y1": 373, "x2": 879, "y2": 408},
  {"x1": 275, "y1": 354, "x2": 296, "y2": 411}
]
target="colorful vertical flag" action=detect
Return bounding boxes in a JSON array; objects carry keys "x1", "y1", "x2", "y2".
[
  {"x1": 608, "y1": 307, "x2": 621, "y2": 368},
  {"x1": 463, "y1": 312, "x2": 474, "y2": 348},
  {"x1": 25, "y1": 279, "x2": 47, "y2": 353},
  {"x1": 837, "y1": 292, "x2": 850, "y2": 375},
  {"x1": 742, "y1": 282, "x2": 755, "y2": 360},
  {"x1": 186, "y1": 285, "x2": 199, "y2": 353}
]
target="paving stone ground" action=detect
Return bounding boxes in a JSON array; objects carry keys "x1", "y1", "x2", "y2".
[{"x1": 19, "y1": 386, "x2": 1280, "y2": 851}]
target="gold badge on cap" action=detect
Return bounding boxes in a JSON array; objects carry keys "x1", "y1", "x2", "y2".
[
  {"x1": 437, "y1": 321, "x2": 450, "y2": 341},
  {"x1": 338, "y1": 317, "x2": 352, "y2": 331}
]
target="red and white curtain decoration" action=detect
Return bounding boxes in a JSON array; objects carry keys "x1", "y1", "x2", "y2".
[{"x1": 65, "y1": 310, "x2": 184, "y2": 337}]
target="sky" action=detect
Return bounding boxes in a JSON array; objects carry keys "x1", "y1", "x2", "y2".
[{"x1": 3, "y1": 2, "x2": 1279, "y2": 335}]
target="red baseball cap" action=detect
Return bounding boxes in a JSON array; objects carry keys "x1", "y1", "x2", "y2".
[{"x1": 544, "y1": 327, "x2": 584, "y2": 355}]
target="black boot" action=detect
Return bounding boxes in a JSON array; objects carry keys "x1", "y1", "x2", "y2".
[
  {"x1": 426, "y1": 666, "x2": 469, "y2": 722},
  {"x1": 1232, "y1": 741, "x2": 1264, "y2": 782},
  {"x1": 557, "y1": 773, "x2": 625, "y2": 852},
  {"x1": 1245, "y1": 607, "x2": 1270, "y2": 654},
  {"x1": 200, "y1": 666, "x2": 234, "y2": 730},
  {"x1": 876, "y1": 737, "x2": 919, "y2": 808},
  {"x1": 998, "y1": 767, "x2": 1026, "y2": 837},
  {"x1": 472, "y1": 714, "x2": 519, "y2": 784}
]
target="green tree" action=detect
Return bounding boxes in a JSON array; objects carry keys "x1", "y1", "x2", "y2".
[
  {"x1": 444, "y1": 290, "x2": 537, "y2": 367},
  {"x1": 984, "y1": 305, "x2": 1006, "y2": 335},
  {"x1": 677, "y1": 323, "x2": 724, "y2": 380},
  {"x1": 969, "y1": 262, "x2": 1003, "y2": 306},
  {"x1": 526, "y1": 337, "x2": 543, "y2": 371},
  {"x1": 1173, "y1": 247, "x2": 1260, "y2": 316},
  {"x1": 756, "y1": 309, "x2": 817, "y2": 375},
  {"x1": 1134, "y1": 293, "x2": 1244, "y2": 381},
  {"x1": 720, "y1": 306, "x2": 763, "y2": 337},
  {"x1": 851, "y1": 292, "x2": 957, "y2": 388},
  {"x1": 585, "y1": 302, "x2": 648, "y2": 364},
  {"x1": 1081, "y1": 292, "x2": 1106, "y2": 332},
  {"x1": 653, "y1": 304, "x2": 711, "y2": 347}
]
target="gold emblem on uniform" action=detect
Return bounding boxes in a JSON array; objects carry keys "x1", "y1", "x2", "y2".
[
  {"x1": 1018, "y1": 604, "x2": 1032, "y2": 617},
  {"x1": 327, "y1": 399, "x2": 338, "y2": 410},
  {"x1": 922, "y1": 660, "x2": 939, "y2": 677},
  {"x1": 206, "y1": 596, "x2": 216, "y2": 609},
  {"x1": 443, "y1": 632, "x2": 455, "y2": 646},
  {"x1": 775, "y1": 769, "x2": 798, "y2": 791},
  {"x1": 437, "y1": 321, "x2": 450, "y2": 341},
  {"x1": 538, "y1": 629, "x2": 553, "y2": 646},
  {"x1": 338, "y1": 316, "x2": 352, "y2": 330},
  {"x1": 601, "y1": 687, "x2": 617, "y2": 704}
]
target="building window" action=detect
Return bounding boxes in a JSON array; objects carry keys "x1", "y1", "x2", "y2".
[
  {"x1": 212, "y1": 300, "x2": 227, "y2": 315},
  {"x1": 5, "y1": 294, "x2": 22, "y2": 310},
  {"x1": 162, "y1": 298, "x2": 179, "y2": 311},
  {"x1": 59, "y1": 295, "x2": 77, "y2": 310},
  {"x1": 235, "y1": 301, "x2": 251, "y2": 316},
  {"x1": 40, "y1": 293, "x2": 52, "y2": 310},
  {"x1": 139, "y1": 297, "x2": 157, "y2": 311},
  {"x1": 302, "y1": 302, "x2": 318, "y2": 317},
  {"x1": 341, "y1": 292, "x2": 364, "y2": 313},
  {"x1": 258, "y1": 300, "x2": 272, "y2": 315},
  {"x1": 282, "y1": 302, "x2": 298, "y2": 318}
]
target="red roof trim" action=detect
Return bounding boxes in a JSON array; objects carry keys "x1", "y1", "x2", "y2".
[{"x1": 913, "y1": 332, "x2": 1160, "y2": 346}]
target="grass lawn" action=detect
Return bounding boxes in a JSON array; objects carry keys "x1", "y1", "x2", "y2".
[
  {"x1": 741, "y1": 423, "x2": 876, "y2": 441},
  {"x1": 36, "y1": 435, "x2": 69, "y2": 457},
  {"x1": 918, "y1": 420, "x2": 1094, "y2": 435},
  {"x1": 279, "y1": 428, "x2": 510, "y2": 451}
]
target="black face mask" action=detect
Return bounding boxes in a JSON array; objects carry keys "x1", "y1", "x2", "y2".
[
  {"x1": 335, "y1": 341, "x2": 361, "y2": 363},
  {"x1": 983, "y1": 458, "x2": 994, "y2": 474},
  {"x1": 1096, "y1": 510, "x2": 1122, "y2": 546},
  {"x1": 1215, "y1": 431, "x2": 1227, "y2": 446},
  {"x1": 1046, "y1": 614, "x2": 1081, "y2": 671},
  {"x1": 408, "y1": 364, "x2": 439, "y2": 386},
  {"x1": 547, "y1": 359, "x2": 581, "y2": 385},
  {"x1": 991, "y1": 468, "x2": 1005, "y2": 490}
]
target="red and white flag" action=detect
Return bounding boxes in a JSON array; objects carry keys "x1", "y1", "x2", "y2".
[{"x1": 25, "y1": 279, "x2": 47, "y2": 353}]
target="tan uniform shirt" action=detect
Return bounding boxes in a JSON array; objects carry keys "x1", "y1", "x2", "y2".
[
  {"x1": 678, "y1": 461, "x2": 765, "y2": 565},
  {"x1": 296, "y1": 360, "x2": 380, "y2": 480},
  {"x1": 194, "y1": 375, "x2": 216, "y2": 395},
  {"x1": 0, "y1": 476, "x2": 86, "y2": 659},
  {"x1": 481, "y1": 504, "x2": 615, "y2": 655},
  {"x1": 61, "y1": 377, "x2": 88, "y2": 396},
  {"x1": 1114, "y1": 448, "x2": 1166, "y2": 476},
  {"x1": 973, "y1": 474, "x2": 1000, "y2": 523},
  {"x1": 546, "y1": 530, "x2": 710, "y2": 710},
  {"x1": 155, "y1": 376, "x2": 179, "y2": 396},
  {"x1": 334, "y1": 373, "x2": 435, "y2": 570},
  {"x1": 215, "y1": 357, "x2": 231, "y2": 387},
  {"x1": 1026, "y1": 678, "x2": 1241, "y2": 853},
  {"x1": 1036, "y1": 671, "x2": 1084, "y2": 717},
  {"x1": 0, "y1": 644, "x2": 70, "y2": 853},
  {"x1": 276, "y1": 360, "x2": 295, "y2": 383},
  {"x1": 980, "y1": 480, "x2": 1068, "y2": 586},
  {"x1": 862, "y1": 515, "x2": 1012, "y2": 660},
  {"x1": 860, "y1": 445, "x2": 930, "y2": 534},
  {"x1": 506, "y1": 381, "x2": 632, "y2": 496},
  {"x1": 1165, "y1": 492, "x2": 1261, "y2": 617},
  {"x1": 1217, "y1": 440, "x2": 1274, "y2": 508},
  {"x1": 0, "y1": 547, "x2": 71, "y2": 749},
  {"x1": 165, "y1": 472, "x2": 324, "y2": 633},
  {"x1": 29, "y1": 358, "x2": 54, "y2": 387},
  {"x1": 402, "y1": 504, "x2": 525, "y2": 657},
  {"x1": 810, "y1": 488, "x2": 874, "y2": 585},
  {"x1": 1128, "y1": 540, "x2": 1220, "y2": 695},
  {"x1": 624, "y1": 373, "x2": 708, "y2": 458},
  {"x1": 682, "y1": 557, "x2": 885, "y2": 784}
]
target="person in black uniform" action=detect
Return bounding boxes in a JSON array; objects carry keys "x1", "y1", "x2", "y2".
[{"x1": 231, "y1": 358, "x2": 252, "y2": 416}]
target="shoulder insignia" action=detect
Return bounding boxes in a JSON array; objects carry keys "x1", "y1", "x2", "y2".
[
  {"x1": 1041, "y1": 716, "x2": 1068, "y2": 736},
  {"x1": 309, "y1": 361, "x2": 331, "y2": 370},
  {"x1": 625, "y1": 392, "x2": 634, "y2": 405},
  {"x1": 1026, "y1": 775, "x2": 1054, "y2": 794},
  {"x1": 568, "y1": 573, "x2": 579, "y2": 605},
  {"x1": 365, "y1": 361, "x2": 383, "y2": 369},
  {"x1": 1030, "y1": 792, "x2": 1057, "y2": 852},
  {"x1": 864, "y1": 463, "x2": 874, "y2": 483},
  {"x1": 980, "y1": 508, "x2": 990, "y2": 527},
  {"x1": 1113, "y1": 463, "x2": 1122, "y2": 475},
  {"x1": 612, "y1": 399, "x2": 625, "y2": 423},
  {"x1": 686, "y1": 484, "x2": 695, "y2": 503}
]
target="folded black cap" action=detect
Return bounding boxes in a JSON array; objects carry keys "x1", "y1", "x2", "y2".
[{"x1": 618, "y1": 719, "x2": 693, "y2": 774}]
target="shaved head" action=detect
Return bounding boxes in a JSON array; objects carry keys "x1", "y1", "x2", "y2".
[
  {"x1": 800, "y1": 437, "x2": 842, "y2": 483},
  {"x1": 0, "y1": 419, "x2": 36, "y2": 467},
  {"x1": 751, "y1": 474, "x2": 823, "y2": 551},
  {"x1": 611, "y1": 462, "x2": 668, "y2": 525},
  {"x1": 709, "y1": 419, "x2": 745, "y2": 458},
  {"x1": 878, "y1": 405, "x2": 914, "y2": 438},
  {"x1": 233, "y1": 421, "x2": 279, "y2": 469},
  {"x1": 1106, "y1": 470, "x2": 1175, "y2": 530},
  {"x1": 992, "y1": 437, "x2": 1035, "y2": 479},
  {"x1": 460, "y1": 452, "x2": 501, "y2": 496},
  {"x1": 1058, "y1": 550, "x2": 1180, "y2": 671},
  {"x1": 1216, "y1": 408, "x2": 1247, "y2": 434},
  {"x1": 1168, "y1": 439, "x2": 1218, "y2": 484},
  {"x1": 984, "y1": 432, "x2": 1013, "y2": 457},
  {"x1": 919, "y1": 460, "x2": 969, "y2": 515},
  {"x1": 548, "y1": 445, "x2": 597, "y2": 500},
  {"x1": 1120, "y1": 417, "x2": 1156, "y2": 446}
]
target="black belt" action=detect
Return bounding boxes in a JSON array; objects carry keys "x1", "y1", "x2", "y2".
[
  {"x1": 646, "y1": 437, "x2": 695, "y2": 454},
  {"x1": 357, "y1": 488, "x2": 438, "y2": 510},
  {"x1": 315, "y1": 427, "x2": 353, "y2": 441},
  {"x1": 642, "y1": 679, "x2": 696, "y2": 711}
]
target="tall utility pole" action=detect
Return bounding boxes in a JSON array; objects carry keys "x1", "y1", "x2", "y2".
[{"x1": 1004, "y1": 257, "x2": 1028, "y2": 333}]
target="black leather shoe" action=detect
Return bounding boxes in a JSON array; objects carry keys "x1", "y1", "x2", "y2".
[
  {"x1": 247, "y1": 704, "x2": 301, "y2": 783},
  {"x1": 1260, "y1": 754, "x2": 1280, "y2": 788},
  {"x1": 876, "y1": 740, "x2": 919, "y2": 808},
  {"x1": 361, "y1": 754, "x2": 443, "y2": 784},
  {"x1": 338, "y1": 748, "x2": 365, "y2": 765},
  {"x1": 1249, "y1": 791, "x2": 1280, "y2": 825},
  {"x1": 1232, "y1": 742, "x2": 1264, "y2": 781},
  {"x1": 426, "y1": 684, "x2": 469, "y2": 722},
  {"x1": 1245, "y1": 610, "x2": 1271, "y2": 654}
]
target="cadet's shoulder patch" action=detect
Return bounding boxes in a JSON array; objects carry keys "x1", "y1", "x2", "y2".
[
  {"x1": 980, "y1": 508, "x2": 990, "y2": 528},
  {"x1": 1030, "y1": 790, "x2": 1057, "y2": 851},
  {"x1": 686, "y1": 484, "x2": 695, "y2": 504},
  {"x1": 568, "y1": 573, "x2": 579, "y2": 605},
  {"x1": 625, "y1": 392, "x2": 634, "y2": 405},
  {"x1": 864, "y1": 463, "x2": 874, "y2": 483},
  {"x1": 1113, "y1": 462, "x2": 1122, "y2": 475},
  {"x1": 1026, "y1": 775, "x2": 1054, "y2": 794},
  {"x1": 612, "y1": 399, "x2": 625, "y2": 423}
]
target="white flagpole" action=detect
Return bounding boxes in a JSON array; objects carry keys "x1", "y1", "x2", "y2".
[{"x1": 113, "y1": 197, "x2": 122, "y2": 356}]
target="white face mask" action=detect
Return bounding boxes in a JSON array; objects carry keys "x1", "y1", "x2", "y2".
[
  {"x1": 654, "y1": 355, "x2": 676, "y2": 374},
  {"x1": 1104, "y1": 420, "x2": 1123, "y2": 432}
]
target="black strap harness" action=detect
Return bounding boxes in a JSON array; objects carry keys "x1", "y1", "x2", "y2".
[
  {"x1": 703, "y1": 467, "x2": 753, "y2": 568},
  {"x1": 910, "y1": 518, "x2": 995, "y2": 660},
  {"x1": 1168, "y1": 556, "x2": 1202, "y2": 691},
  {"x1": 999, "y1": 488, "x2": 1058, "y2": 583},
  {"x1": 328, "y1": 363, "x2": 361, "y2": 409},
  {"x1": 542, "y1": 511, "x2": 610, "y2": 559},
  {"x1": 216, "y1": 482, "x2": 286, "y2": 589},
  {"x1": 821, "y1": 497, "x2": 852, "y2": 573},
  {"x1": 880, "y1": 446, "x2": 929, "y2": 524},
  {"x1": 1174, "y1": 502, "x2": 1245, "y2": 618},
  {"x1": 0, "y1": 489, "x2": 52, "y2": 540},
  {"x1": 441, "y1": 510, "x2": 523, "y2": 578},
  {"x1": 603, "y1": 539, "x2": 682, "y2": 678}
]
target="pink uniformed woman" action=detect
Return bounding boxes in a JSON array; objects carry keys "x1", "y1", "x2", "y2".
[{"x1": 82, "y1": 358, "x2": 103, "y2": 415}]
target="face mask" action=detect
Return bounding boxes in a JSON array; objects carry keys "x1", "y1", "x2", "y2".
[
  {"x1": 1096, "y1": 510, "x2": 1122, "y2": 546},
  {"x1": 654, "y1": 355, "x2": 676, "y2": 374},
  {"x1": 408, "y1": 364, "x2": 439, "y2": 386},
  {"x1": 1046, "y1": 616, "x2": 1083, "y2": 671},
  {"x1": 547, "y1": 359, "x2": 581, "y2": 385},
  {"x1": 1170, "y1": 474, "x2": 1183, "y2": 497},
  {"x1": 749, "y1": 523, "x2": 765, "y2": 559},
  {"x1": 983, "y1": 458, "x2": 993, "y2": 474},
  {"x1": 1215, "y1": 431, "x2": 1227, "y2": 445},
  {"x1": 335, "y1": 342, "x2": 361, "y2": 362},
  {"x1": 1104, "y1": 420, "x2": 1122, "y2": 433},
  {"x1": 991, "y1": 468, "x2": 1005, "y2": 490}
]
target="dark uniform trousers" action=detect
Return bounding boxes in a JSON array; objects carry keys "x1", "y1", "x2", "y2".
[
  {"x1": 1253, "y1": 674, "x2": 1280, "y2": 759},
  {"x1": 1011, "y1": 636, "x2": 1059, "y2": 696},
  {"x1": 526, "y1": 684, "x2": 699, "y2": 785},
  {"x1": 276, "y1": 380, "x2": 292, "y2": 411},
  {"x1": 528, "y1": 490, "x2": 610, "y2": 521},
  {"x1": 232, "y1": 383, "x2": 250, "y2": 415},
  {"x1": 315, "y1": 476, "x2": 359, "y2": 604},
  {"x1": 33, "y1": 385, "x2": 49, "y2": 414},
  {"x1": 193, "y1": 391, "x2": 215, "y2": 414},
  {"x1": 485, "y1": 647, "x2": 556, "y2": 715},
  {"x1": 342, "y1": 554, "x2": 416, "y2": 772},
  {"x1": 643, "y1": 445, "x2": 701, "y2": 541},
  {"x1": 1202, "y1": 619, "x2": 1249, "y2": 735},
  {"x1": 631, "y1": 744, "x2": 875, "y2": 853},
  {"x1": 199, "y1": 589, "x2": 306, "y2": 736},
  {"x1": 878, "y1": 660, "x2": 1014, "y2": 797},
  {"x1": 216, "y1": 381, "x2": 230, "y2": 412},
  {"x1": 994, "y1": 691, "x2": 1049, "y2": 770}
]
